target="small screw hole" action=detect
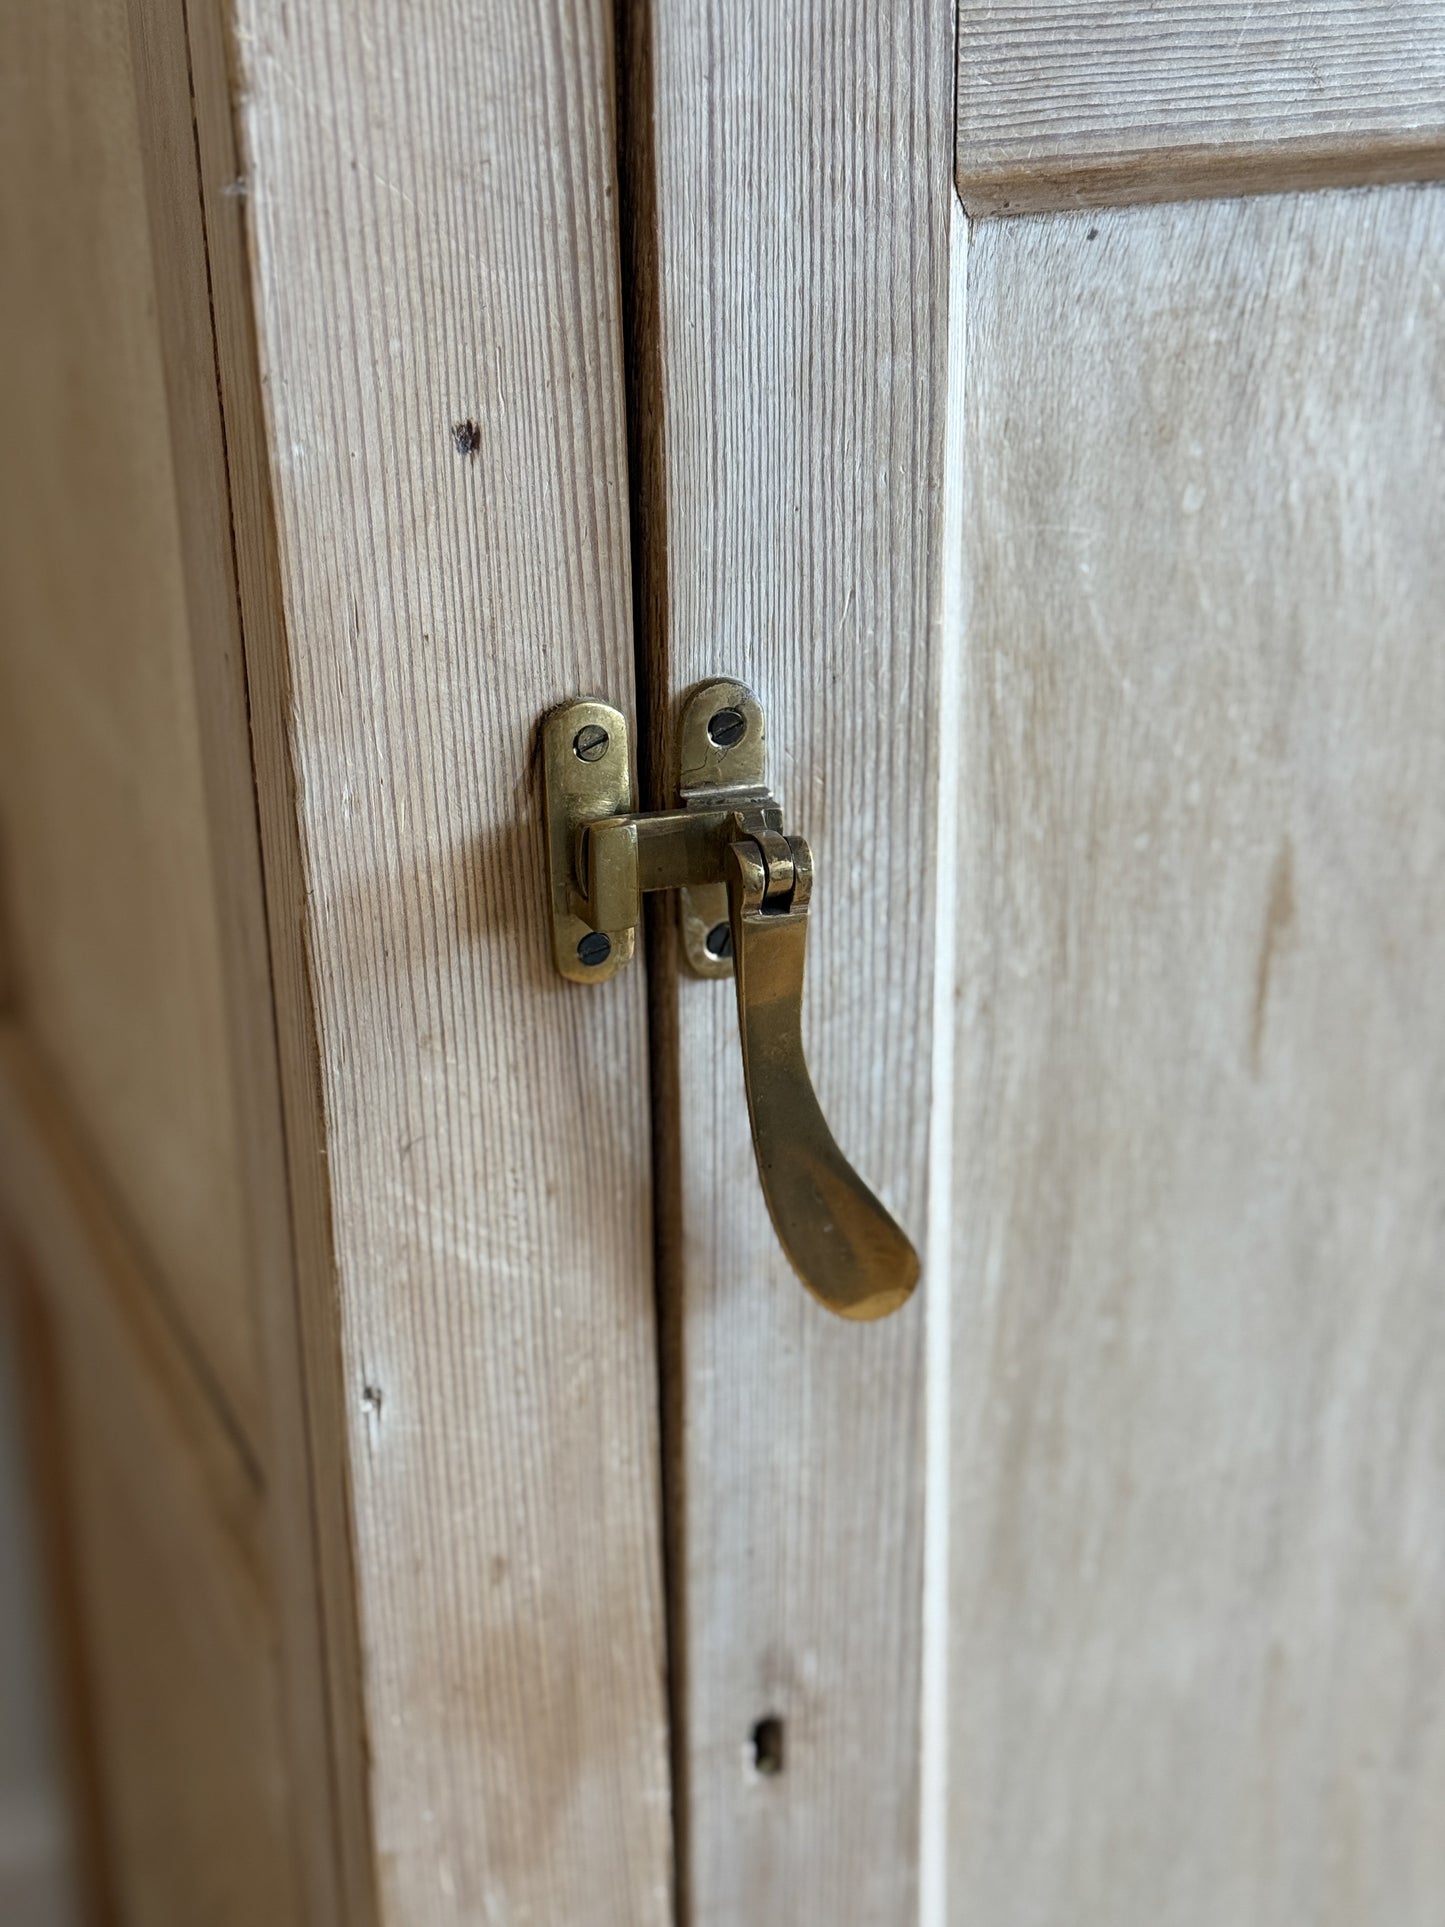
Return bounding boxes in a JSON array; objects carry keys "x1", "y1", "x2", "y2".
[
  {"x1": 750, "y1": 1715, "x2": 784, "y2": 1777},
  {"x1": 704, "y1": 921, "x2": 733, "y2": 960},
  {"x1": 707, "y1": 706, "x2": 746, "y2": 749},
  {"x1": 576, "y1": 931, "x2": 611, "y2": 968}
]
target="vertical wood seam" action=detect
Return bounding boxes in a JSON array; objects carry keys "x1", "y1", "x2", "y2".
[{"x1": 615, "y1": 2, "x2": 688, "y2": 1918}]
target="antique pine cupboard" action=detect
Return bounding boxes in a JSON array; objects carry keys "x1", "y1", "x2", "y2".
[{"x1": 1, "y1": 0, "x2": 1442, "y2": 1921}]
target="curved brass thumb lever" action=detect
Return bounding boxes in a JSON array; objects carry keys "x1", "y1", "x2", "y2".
[
  {"x1": 726, "y1": 835, "x2": 919, "y2": 1319},
  {"x1": 541, "y1": 680, "x2": 918, "y2": 1321}
]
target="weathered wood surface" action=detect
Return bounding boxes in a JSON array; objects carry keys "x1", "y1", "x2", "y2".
[
  {"x1": 945, "y1": 187, "x2": 1445, "y2": 1924},
  {"x1": 625, "y1": 2, "x2": 954, "y2": 1917},
  {"x1": 957, "y1": 2, "x2": 1445, "y2": 213},
  {"x1": 228, "y1": 1, "x2": 674, "y2": 1919}
]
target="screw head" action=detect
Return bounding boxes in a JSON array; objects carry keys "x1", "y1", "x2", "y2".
[
  {"x1": 576, "y1": 931, "x2": 612, "y2": 968},
  {"x1": 707, "y1": 707, "x2": 746, "y2": 749},
  {"x1": 573, "y1": 723, "x2": 610, "y2": 762},
  {"x1": 704, "y1": 921, "x2": 733, "y2": 960}
]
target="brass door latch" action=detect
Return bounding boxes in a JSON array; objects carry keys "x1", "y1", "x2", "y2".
[{"x1": 541, "y1": 679, "x2": 919, "y2": 1322}]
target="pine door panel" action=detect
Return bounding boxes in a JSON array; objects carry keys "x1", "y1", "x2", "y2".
[{"x1": 943, "y1": 185, "x2": 1445, "y2": 1925}]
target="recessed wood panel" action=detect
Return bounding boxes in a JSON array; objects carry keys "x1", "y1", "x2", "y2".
[
  {"x1": 957, "y1": 2, "x2": 1445, "y2": 214},
  {"x1": 945, "y1": 187, "x2": 1445, "y2": 1923}
]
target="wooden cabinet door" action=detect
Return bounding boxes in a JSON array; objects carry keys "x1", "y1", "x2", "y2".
[
  {"x1": 637, "y1": 4, "x2": 1445, "y2": 1923},
  {"x1": 2, "y1": 2, "x2": 672, "y2": 1922},
  {"x1": 5, "y1": 4, "x2": 1445, "y2": 1925}
]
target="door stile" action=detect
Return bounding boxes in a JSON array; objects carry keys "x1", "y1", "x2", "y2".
[
  {"x1": 616, "y1": 2, "x2": 958, "y2": 1917},
  {"x1": 198, "y1": 1, "x2": 678, "y2": 1918}
]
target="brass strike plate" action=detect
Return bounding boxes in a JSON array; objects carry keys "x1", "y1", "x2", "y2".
[
  {"x1": 678, "y1": 880, "x2": 732, "y2": 978},
  {"x1": 541, "y1": 699, "x2": 635, "y2": 982},
  {"x1": 676, "y1": 679, "x2": 767, "y2": 979}
]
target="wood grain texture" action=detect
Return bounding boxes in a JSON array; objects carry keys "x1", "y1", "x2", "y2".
[
  {"x1": 957, "y1": 2, "x2": 1445, "y2": 214},
  {"x1": 0, "y1": 1027, "x2": 304, "y2": 1924},
  {"x1": 946, "y1": 188, "x2": 1445, "y2": 1924},
  {"x1": 0, "y1": 0, "x2": 262, "y2": 1444},
  {"x1": 628, "y1": 3, "x2": 954, "y2": 1917},
  {"x1": 228, "y1": 3, "x2": 673, "y2": 1919}
]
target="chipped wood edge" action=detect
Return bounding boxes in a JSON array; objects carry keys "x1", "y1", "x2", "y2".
[{"x1": 170, "y1": 1, "x2": 377, "y2": 1920}]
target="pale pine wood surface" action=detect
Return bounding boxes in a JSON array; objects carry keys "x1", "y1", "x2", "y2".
[
  {"x1": 946, "y1": 188, "x2": 1445, "y2": 1924},
  {"x1": 957, "y1": 2, "x2": 1445, "y2": 214},
  {"x1": 0, "y1": 0, "x2": 262, "y2": 1445},
  {"x1": 629, "y1": 3, "x2": 953, "y2": 1917},
  {"x1": 229, "y1": 2, "x2": 673, "y2": 1920}
]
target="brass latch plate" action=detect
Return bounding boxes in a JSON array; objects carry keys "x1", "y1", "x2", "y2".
[
  {"x1": 537, "y1": 677, "x2": 919, "y2": 1320},
  {"x1": 541, "y1": 698, "x2": 635, "y2": 983}
]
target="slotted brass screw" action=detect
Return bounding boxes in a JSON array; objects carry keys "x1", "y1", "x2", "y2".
[{"x1": 707, "y1": 708, "x2": 746, "y2": 749}]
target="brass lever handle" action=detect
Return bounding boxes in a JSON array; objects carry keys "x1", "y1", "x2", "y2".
[
  {"x1": 541, "y1": 680, "x2": 918, "y2": 1321},
  {"x1": 726, "y1": 836, "x2": 919, "y2": 1319}
]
